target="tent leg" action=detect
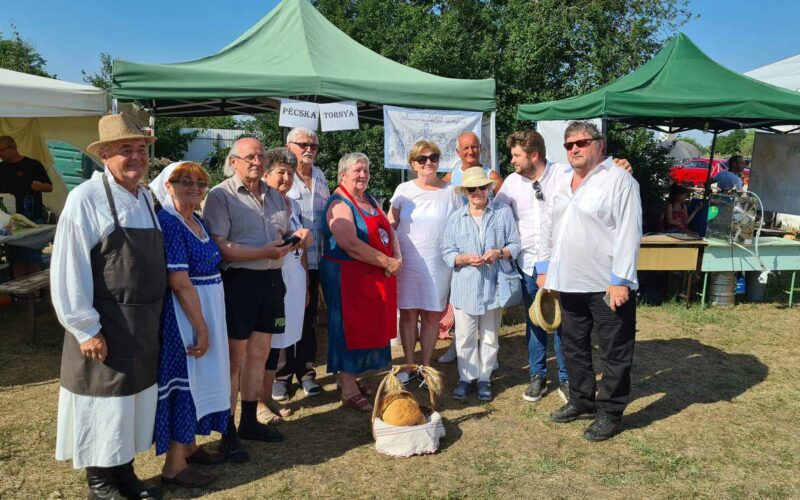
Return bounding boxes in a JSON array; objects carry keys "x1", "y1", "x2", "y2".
[{"x1": 700, "y1": 130, "x2": 719, "y2": 237}]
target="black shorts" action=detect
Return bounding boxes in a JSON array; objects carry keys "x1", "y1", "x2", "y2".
[{"x1": 222, "y1": 268, "x2": 286, "y2": 340}]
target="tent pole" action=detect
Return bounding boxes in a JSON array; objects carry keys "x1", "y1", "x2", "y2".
[{"x1": 703, "y1": 129, "x2": 719, "y2": 198}]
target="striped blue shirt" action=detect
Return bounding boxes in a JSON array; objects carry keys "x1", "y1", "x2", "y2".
[{"x1": 442, "y1": 201, "x2": 521, "y2": 315}]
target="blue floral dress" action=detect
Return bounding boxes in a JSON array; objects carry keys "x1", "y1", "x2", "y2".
[{"x1": 154, "y1": 210, "x2": 230, "y2": 455}]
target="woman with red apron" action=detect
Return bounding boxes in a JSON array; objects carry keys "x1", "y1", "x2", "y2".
[{"x1": 321, "y1": 153, "x2": 401, "y2": 412}]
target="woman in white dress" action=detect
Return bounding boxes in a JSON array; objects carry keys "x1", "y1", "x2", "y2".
[
  {"x1": 258, "y1": 148, "x2": 312, "y2": 423},
  {"x1": 389, "y1": 140, "x2": 463, "y2": 382}
]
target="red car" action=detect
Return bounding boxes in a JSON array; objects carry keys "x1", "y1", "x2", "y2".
[{"x1": 669, "y1": 158, "x2": 728, "y2": 188}]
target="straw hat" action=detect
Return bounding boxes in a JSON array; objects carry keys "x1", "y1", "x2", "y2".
[
  {"x1": 457, "y1": 166, "x2": 494, "y2": 192},
  {"x1": 528, "y1": 288, "x2": 561, "y2": 333},
  {"x1": 87, "y1": 113, "x2": 156, "y2": 156}
]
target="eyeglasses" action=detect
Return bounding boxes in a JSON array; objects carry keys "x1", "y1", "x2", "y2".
[
  {"x1": 171, "y1": 178, "x2": 209, "y2": 190},
  {"x1": 465, "y1": 185, "x2": 489, "y2": 193},
  {"x1": 290, "y1": 141, "x2": 320, "y2": 152},
  {"x1": 414, "y1": 154, "x2": 440, "y2": 164},
  {"x1": 563, "y1": 138, "x2": 597, "y2": 151},
  {"x1": 532, "y1": 180, "x2": 544, "y2": 201},
  {"x1": 232, "y1": 154, "x2": 267, "y2": 164}
]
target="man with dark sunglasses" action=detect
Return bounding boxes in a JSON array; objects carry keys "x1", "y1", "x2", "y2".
[
  {"x1": 544, "y1": 121, "x2": 641, "y2": 441},
  {"x1": 496, "y1": 130, "x2": 633, "y2": 408}
]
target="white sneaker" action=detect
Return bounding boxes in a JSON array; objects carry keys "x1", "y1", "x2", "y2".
[
  {"x1": 302, "y1": 379, "x2": 321, "y2": 397},
  {"x1": 272, "y1": 381, "x2": 289, "y2": 401},
  {"x1": 438, "y1": 342, "x2": 457, "y2": 363}
]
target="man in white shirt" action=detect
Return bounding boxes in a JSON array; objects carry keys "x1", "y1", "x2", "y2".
[
  {"x1": 496, "y1": 131, "x2": 569, "y2": 403},
  {"x1": 712, "y1": 155, "x2": 745, "y2": 191},
  {"x1": 275, "y1": 127, "x2": 330, "y2": 399},
  {"x1": 51, "y1": 113, "x2": 162, "y2": 499},
  {"x1": 545, "y1": 121, "x2": 641, "y2": 441}
]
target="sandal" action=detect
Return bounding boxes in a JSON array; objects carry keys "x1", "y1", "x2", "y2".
[
  {"x1": 186, "y1": 447, "x2": 225, "y2": 465},
  {"x1": 356, "y1": 380, "x2": 373, "y2": 397},
  {"x1": 257, "y1": 408, "x2": 283, "y2": 425},
  {"x1": 162, "y1": 466, "x2": 216, "y2": 488},
  {"x1": 341, "y1": 393, "x2": 373, "y2": 412}
]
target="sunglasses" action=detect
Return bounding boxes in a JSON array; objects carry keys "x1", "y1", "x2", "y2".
[
  {"x1": 290, "y1": 141, "x2": 320, "y2": 151},
  {"x1": 465, "y1": 185, "x2": 489, "y2": 193},
  {"x1": 414, "y1": 154, "x2": 440, "y2": 164},
  {"x1": 563, "y1": 138, "x2": 597, "y2": 151},
  {"x1": 171, "y1": 178, "x2": 209, "y2": 190},
  {"x1": 232, "y1": 154, "x2": 267, "y2": 164},
  {"x1": 532, "y1": 180, "x2": 544, "y2": 201}
]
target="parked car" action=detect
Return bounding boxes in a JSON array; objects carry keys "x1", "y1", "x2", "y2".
[{"x1": 669, "y1": 158, "x2": 728, "y2": 188}]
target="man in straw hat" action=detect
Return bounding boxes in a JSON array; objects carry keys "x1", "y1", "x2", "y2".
[
  {"x1": 51, "y1": 113, "x2": 163, "y2": 498},
  {"x1": 543, "y1": 121, "x2": 641, "y2": 441}
]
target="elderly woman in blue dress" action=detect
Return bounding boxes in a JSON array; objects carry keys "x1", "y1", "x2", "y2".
[
  {"x1": 149, "y1": 162, "x2": 231, "y2": 488},
  {"x1": 442, "y1": 167, "x2": 520, "y2": 401}
]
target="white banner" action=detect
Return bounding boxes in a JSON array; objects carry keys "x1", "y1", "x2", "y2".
[
  {"x1": 383, "y1": 105, "x2": 483, "y2": 171},
  {"x1": 320, "y1": 101, "x2": 359, "y2": 132},
  {"x1": 750, "y1": 132, "x2": 800, "y2": 215},
  {"x1": 279, "y1": 98, "x2": 319, "y2": 130}
]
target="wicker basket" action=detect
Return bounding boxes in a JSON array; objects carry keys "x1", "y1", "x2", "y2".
[{"x1": 371, "y1": 365, "x2": 446, "y2": 457}]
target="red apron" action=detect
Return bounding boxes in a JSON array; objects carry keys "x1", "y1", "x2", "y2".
[{"x1": 326, "y1": 186, "x2": 397, "y2": 350}]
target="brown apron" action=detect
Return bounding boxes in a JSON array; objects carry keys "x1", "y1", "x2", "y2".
[{"x1": 60, "y1": 175, "x2": 167, "y2": 397}]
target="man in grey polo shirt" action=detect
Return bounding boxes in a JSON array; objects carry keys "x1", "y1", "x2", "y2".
[{"x1": 203, "y1": 137, "x2": 295, "y2": 461}]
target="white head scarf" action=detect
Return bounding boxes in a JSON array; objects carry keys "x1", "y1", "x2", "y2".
[{"x1": 148, "y1": 161, "x2": 184, "y2": 216}]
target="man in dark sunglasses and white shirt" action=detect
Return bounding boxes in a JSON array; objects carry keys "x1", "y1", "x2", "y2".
[
  {"x1": 495, "y1": 129, "x2": 632, "y2": 411},
  {"x1": 543, "y1": 121, "x2": 641, "y2": 442}
]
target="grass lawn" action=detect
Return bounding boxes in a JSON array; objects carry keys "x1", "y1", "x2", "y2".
[{"x1": 0, "y1": 299, "x2": 798, "y2": 499}]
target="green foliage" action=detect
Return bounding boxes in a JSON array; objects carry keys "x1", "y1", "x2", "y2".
[
  {"x1": 311, "y1": 0, "x2": 692, "y2": 201},
  {"x1": 153, "y1": 119, "x2": 198, "y2": 161},
  {"x1": 81, "y1": 53, "x2": 113, "y2": 90},
  {"x1": 715, "y1": 129, "x2": 748, "y2": 157},
  {"x1": 0, "y1": 23, "x2": 54, "y2": 78},
  {"x1": 740, "y1": 130, "x2": 755, "y2": 157},
  {"x1": 606, "y1": 124, "x2": 672, "y2": 232}
]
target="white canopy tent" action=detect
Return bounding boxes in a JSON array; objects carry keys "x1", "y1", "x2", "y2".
[
  {"x1": 745, "y1": 54, "x2": 800, "y2": 91},
  {"x1": 0, "y1": 68, "x2": 108, "y2": 215}
]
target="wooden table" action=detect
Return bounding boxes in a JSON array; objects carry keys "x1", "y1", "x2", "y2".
[
  {"x1": 638, "y1": 234, "x2": 709, "y2": 307},
  {"x1": 699, "y1": 237, "x2": 800, "y2": 307},
  {"x1": 0, "y1": 270, "x2": 51, "y2": 342}
]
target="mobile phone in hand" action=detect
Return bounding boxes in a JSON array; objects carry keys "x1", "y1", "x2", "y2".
[{"x1": 280, "y1": 234, "x2": 302, "y2": 247}]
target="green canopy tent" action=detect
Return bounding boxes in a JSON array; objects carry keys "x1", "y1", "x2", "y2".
[
  {"x1": 517, "y1": 33, "x2": 800, "y2": 193},
  {"x1": 112, "y1": 0, "x2": 495, "y2": 121}
]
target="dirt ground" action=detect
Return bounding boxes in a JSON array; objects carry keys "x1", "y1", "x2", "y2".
[{"x1": 0, "y1": 299, "x2": 798, "y2": 499}]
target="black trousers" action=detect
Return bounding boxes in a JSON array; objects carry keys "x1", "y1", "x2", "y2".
[
  {"x1": 559, "y1": 292, "x2": 636, "y2": 417},
  {"x1": 277, "y1": 269, "x2": 320, "y2": 383}
]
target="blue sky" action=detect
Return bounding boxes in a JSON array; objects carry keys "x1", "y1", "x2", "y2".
[{"x1": 2, "y1": 0, "x2": 797, "y2": 144}]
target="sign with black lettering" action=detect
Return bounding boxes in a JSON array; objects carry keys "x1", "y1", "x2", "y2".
[
  {"x1": 319, "y1": 101, "x2": 359, "y2": 132},
  {"x1": 279, "y1": 99, "x2": 319, "y2": 130}
]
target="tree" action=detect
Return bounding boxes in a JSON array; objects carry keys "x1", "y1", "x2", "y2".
[
  {"x1": 740, "y1": 130, "x2": 756, "y2": 157},
  {"x1": 715, "y1": 129, "x2": 747, "y2": 157},
  {"x1": 310, "y1": 0, "x2": 692, "y2": 203},
  {"x1": 81, "y1": 53, "x2": 113, "y2": 90},
  {"x1": 0, "y1": 23, "x2": 54, "y2": 78}
]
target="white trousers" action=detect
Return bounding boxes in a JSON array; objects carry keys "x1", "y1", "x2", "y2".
[{"x1": 454, "y1": 307, "x2": 501, "y2": 382}]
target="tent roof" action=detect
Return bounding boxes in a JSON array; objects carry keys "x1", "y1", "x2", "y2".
[
  {"x1": 517, "y1": 33, "x2": 800, "y2": 133},
  {"x1": 112, "y1": 0, "x2": 495, "y2": 119},
  {"x1": 0, "y1": 68, "x2": 107, "y2": 118},
  {"x1": 745, "y1": 54, "x2": 800, "y2": 92}
]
